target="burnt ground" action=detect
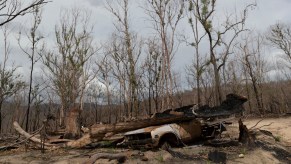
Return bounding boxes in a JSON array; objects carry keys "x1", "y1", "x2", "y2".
[{"x1": 0, "y1": 116, "x2": 291, "y2": 164}]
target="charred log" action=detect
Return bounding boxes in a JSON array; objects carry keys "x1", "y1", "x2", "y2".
[
  {"x1": 90, "y1": 115, "x2": 195, "y2": 138},
  {"x1": 194, "y1": 94, "x2": 247, "y2": 117},
  {"x1": 153, "y1": 93, "x2": 247, "y2": 119}
]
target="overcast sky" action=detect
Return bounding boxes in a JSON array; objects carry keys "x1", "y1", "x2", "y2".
[{"x1": 1, "y1": 0, "x2": 291, "y2": 83}]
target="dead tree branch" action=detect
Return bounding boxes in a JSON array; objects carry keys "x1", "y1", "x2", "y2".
[
  {"x1": 249, "y1": 119, "x2": 264, "y2": 129},
  {"x1": 1, "y1": 122, "x2": 47, "y2": 151},
  {"x1": 13, "y1": 121, "x2": 93, "y2": 149},
  {"x1": 249, "y1": 119, "x2": 274, "y2": 130},
  {"x1": 0, "y1": 0, "x2": 49, "y2": 26},
  {"x1": 257, "y1": 122, "x2": 274, "y2": 129},
  {"x1": 13, "y1": 121, "x2": 57, "y2": 147}
]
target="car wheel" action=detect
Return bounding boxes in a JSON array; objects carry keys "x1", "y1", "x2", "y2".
[{"x1": 160, "y1": 141, "x2": 171, "y2": 150}]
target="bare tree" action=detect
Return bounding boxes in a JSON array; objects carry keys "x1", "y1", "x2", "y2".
[
  {"x1": 0, "y1": 24, "x2": 25, "y2": 132},
  {"x1": 96, "y1": 56, "x2": 113, "y2": 123},
  {"x1": 17, "y1": 5, "x2": 44, "y2": 132},
  {"x1": 185, "y1": 56, "x2": 208, "y2": 104},
  {"x1": 200, "y1": 65, "x2": 215, "y2": 105},
  {"x1": 42, "y1": 8, "x2": 96, "y2": 138},
  {"x1": 106, "y1": 0, "x2": 142, "y2": 118},
  {"x1": 223, "y1": 59, "x2": 242, "y2": 94},
  {"x1": 144, "y1": 0, "x2": 184, "y2": 109},
  {"x1": 0, "y1": 0, "x2": 48, "y2": 26},
  {"x1": 30, "y1": 86, "x2": 44, "y2": 131},
  {"x1": 106, "y1": 35, "x2": 128, "y2": 118},
  {"x1": 239, "y1": 32, "x2": 267, "y2": 114},
  {"x1": 190, "y1": 0, "x2": 254, "y2": 104},
  {"x1": 143, "y1": 38, "x2": 163, "y2": 114},
  {"x1": 184, "y1": 1, "x2": 207, "y2": 106},
  {"x1": 267, "y1": 23, "x2": 291, "y2": 68},
  {"x1": 86, "y1": 82, "x2": 103, "y2": 123}
]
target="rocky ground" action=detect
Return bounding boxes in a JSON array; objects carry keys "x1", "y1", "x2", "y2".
[{"x1": 0, "y1": 116, "x2": 290, "y2": 164}]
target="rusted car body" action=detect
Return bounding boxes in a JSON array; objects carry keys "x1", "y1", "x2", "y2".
[
  {"x1": 118, "y1": 119, "x2": 228, "y2": 148},
  {"x1": 118, "y1": 119, "x2": 202, "y2": 148}
]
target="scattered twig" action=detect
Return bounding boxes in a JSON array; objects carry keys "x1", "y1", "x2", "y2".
[
  {"x1": 249, "y1": 119, "x2": 264, "y2": 130},
  {"x1": 249, "y1": 118, "x2": 274, "y2": 133},
  {"x1": 257, "y1": 122, "x2": 274, "y2": 129}
]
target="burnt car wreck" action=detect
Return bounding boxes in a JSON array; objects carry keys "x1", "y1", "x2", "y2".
[
  {"x1": 118, "y1": 94, "x2": 247, "y2": 148},
  {"x1": 119, "y1": 120, "x2": 202, "y2": 148},
  {"x1": 8, "y1": 93, "x2": 248, "y2": 151},
  {"x1": 119, "y1": 120, "x2": 230, "y2": 148}
]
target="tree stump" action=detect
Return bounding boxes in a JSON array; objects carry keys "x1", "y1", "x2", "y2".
[{"x1": 238, "y1": 119, "x2": 254, "y2": 147}]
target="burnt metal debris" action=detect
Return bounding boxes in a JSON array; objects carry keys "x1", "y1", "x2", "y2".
[
  {"x1": 154, "y1": 93, "x2": 248, "y2": 119},
  {"x1": 118, "y1": 93, "x2": 248, "y2": 148}
]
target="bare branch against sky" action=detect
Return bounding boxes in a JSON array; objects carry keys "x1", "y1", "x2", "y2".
[
  {"x1": 1, "y1": 0, "x2": 291, "y2": 78},
  {"x1": 0, "y1": 0, "x2": 48, "y2": 26}
]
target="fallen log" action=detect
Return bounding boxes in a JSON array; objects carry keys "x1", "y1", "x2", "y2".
[
  {"x1": 13, "y1": 121, "x2": 93, "y2": 149},
  {"x1": 65, "y1": 134, "x2": 93, "y2": 148},
  {"x1": 90, "y1": 115, "x2": 195, "y2": 138},
  {"x1": 83, "y1": 153, "x2": 127, "y2": 164},
  {"x1": 13, "y1": 121, "x2": 57, "y2": 147}
]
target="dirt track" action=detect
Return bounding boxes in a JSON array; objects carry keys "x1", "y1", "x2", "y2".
[{"x1": 0, "y1": 116, "x2": 290, "y2": 164}]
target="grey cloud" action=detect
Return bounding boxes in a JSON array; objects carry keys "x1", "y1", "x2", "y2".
[{"x1": 85, "y1": 0, "x2": 105, "y2": 6}]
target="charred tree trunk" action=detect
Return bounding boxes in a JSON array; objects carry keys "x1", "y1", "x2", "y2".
[
  {"x1": 0, "y1": 101, "x2": 2, "y2": 133},
  {"x1": 64, "y1": 107, "x2": 81, "y2": 139},
  {"x1": 238, "y1": 119, "x2": 254, "y2": 147}
]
